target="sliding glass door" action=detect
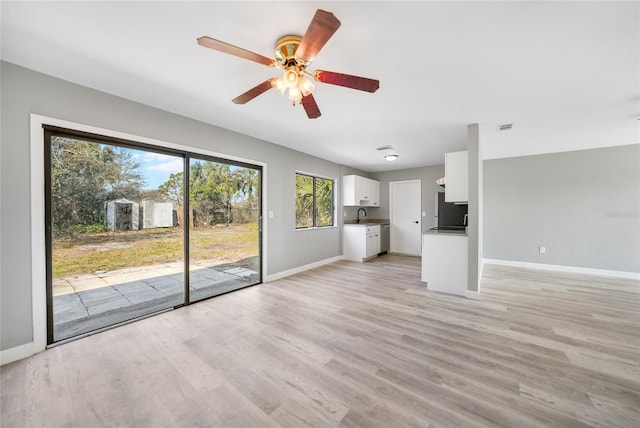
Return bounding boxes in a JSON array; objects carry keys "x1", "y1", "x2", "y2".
[
  {"x1": 45, "y1": 128, "x2": 261, "y2": 344},
  {"x1": 188, "y1": 157, "x2": 261, "y2": 301}
]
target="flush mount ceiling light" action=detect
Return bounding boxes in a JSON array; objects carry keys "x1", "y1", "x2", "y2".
[{"x1": 378, "y1": 145, "x2": 398, "y2": 161}]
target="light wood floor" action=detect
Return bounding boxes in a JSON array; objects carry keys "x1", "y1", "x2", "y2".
[{"x1": 2, "y1": 254, "x2": 639, "y2": 427}]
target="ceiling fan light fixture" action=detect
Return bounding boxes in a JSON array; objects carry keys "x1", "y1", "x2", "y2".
[
  {"x1": 298, "y1": 76, "x2": 315, "y2": 96},
  {"x1": 272, "y1": 78, "x2": 286, "y2": 94},
  {"x1": 198, "y1": 9, "x2": 379, "y2": 118},
  {"x1": 288, "y1": 87, "x2": 303, "y2": 104},
  {"x1": 282, "y1": 68, "x2": 299, "y2": 88}
]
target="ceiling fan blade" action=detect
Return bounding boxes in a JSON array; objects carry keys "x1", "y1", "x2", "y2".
[
  {"x1": 313, "y1": 70, "x2": 380, "y2": 93},
  {"x1": 295, "y1": 9, "x2": 341, "y2": 63},
  {"x1": 197, "y1": 36, "x2": 275, "y2": 67},
  {"x1": 232, "y1": 79, "x2": 275, "y2": 104},
  {"x1": 301, "y1": 94, "x2": 321, "y2": 119}
]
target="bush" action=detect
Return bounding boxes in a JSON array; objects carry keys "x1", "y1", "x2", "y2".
[{"x1": 68, "y1": 223, "x2": 107, "y2": 234}]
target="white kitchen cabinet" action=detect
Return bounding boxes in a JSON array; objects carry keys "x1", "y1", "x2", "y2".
[
  {"x1": 369, "y1": 179, "x2": 380, "y2": 207},
  {"x1": 366, "y1": 226, "x2": 381, "y2": 257},
  {"x1": 445, "y1": 151, "x2": 468, "y2": 203},
  {"x1": 344, "y1": 224, "x2": 380, "y2": 261},
  {"x1": 421, "y1": 232, "x2": 468, "y2": 296},
  {"x1": 343, "y1": 175, "x2": 380, "y2": 207}
]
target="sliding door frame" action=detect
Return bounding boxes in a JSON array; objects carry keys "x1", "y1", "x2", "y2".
[
  {"x1": 39, "y1": 120, "x2": 264, "y2": 346},
  {"x1": 185, "y1": 153, "x2": 263, "y2": 303}
]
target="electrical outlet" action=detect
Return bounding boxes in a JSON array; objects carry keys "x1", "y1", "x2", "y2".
[
  {"x1": 269, "y1": 211, "x2": 274, "y2": 219},
  {"x1": 539, "y1": 246, "x2": 546, "y2": 254}
]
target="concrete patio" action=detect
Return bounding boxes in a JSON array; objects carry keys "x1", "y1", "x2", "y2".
[{"x1": 52, "y1": 258, "x2": 259, "y2": 341}]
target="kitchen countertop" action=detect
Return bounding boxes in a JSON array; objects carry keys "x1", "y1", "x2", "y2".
[
  {"x1": 423, "y1": 228, "x2": 468, "y2": 236},
  {"x1": 344, "y1": 219, "x2": 390, "y2": 226}
]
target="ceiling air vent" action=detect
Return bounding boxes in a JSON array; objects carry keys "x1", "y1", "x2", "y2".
[
  {"x1": 497, "y1": 123, "x2": 514, "y2": 131},
  {"x1": 376, "y1": 145, "x2": 394, "y2": 151}
]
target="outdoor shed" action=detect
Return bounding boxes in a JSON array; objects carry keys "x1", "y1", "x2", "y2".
[
  {"x1": 105, "y1": 198, "x2": 139, "y2": 231},
  {"x1": 141, "y1": 200, "x2": 176, "y2": 229}
]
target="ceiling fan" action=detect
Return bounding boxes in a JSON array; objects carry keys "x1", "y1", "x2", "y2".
[{"x1": 197, "y1": 9, "x2": 380, "y2": 119}]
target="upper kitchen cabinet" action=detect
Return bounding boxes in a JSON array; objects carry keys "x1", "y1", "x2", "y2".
[
  {"x1": 445, "y1": 151, "x2": 468, "y2": 203},
  {"x1": 343, "y1": 175, "x2": 380, "y2": 207}
]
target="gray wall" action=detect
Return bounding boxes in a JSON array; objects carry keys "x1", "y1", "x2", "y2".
[
  {"x1": 484, "y1": 144, "x2": 640, "y2": 273},
  {"x1": 371, "y1": 165, "x2": 445, "y2": 233},
  {"x1": 0, "y1": 61, "x2": 343, "y2": 351}
]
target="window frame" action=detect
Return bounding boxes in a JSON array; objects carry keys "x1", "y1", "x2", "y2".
[{"x1": 295, "y1": 172, "x2": 336, "y2": 230}]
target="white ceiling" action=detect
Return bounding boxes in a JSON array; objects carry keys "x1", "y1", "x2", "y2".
[{"x1": 2, "y1": 1, "x2": 638, "y2": 172}]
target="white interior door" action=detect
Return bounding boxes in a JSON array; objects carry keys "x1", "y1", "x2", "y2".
[{"x1": 390, "y1": 180, "x2": 422, "y2": 255}]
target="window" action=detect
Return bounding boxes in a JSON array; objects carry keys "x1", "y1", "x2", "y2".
[{"x1": 295, "y1": 173, "x2": 334, "y2": 229}]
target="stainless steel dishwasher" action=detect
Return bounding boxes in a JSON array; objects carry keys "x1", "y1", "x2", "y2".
[{"x1": 380, "y1": 224, "x2": 390, "y2": 254}]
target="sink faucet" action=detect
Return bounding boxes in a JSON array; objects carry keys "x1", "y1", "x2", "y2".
[{"x1": 356, "y1": 208, "x2": 367, "y2": 224}]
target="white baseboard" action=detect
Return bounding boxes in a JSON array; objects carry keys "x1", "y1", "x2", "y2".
[
  {"x1": 265, "y1": 256, "x2": 344, "y2": 282},
  {"x1": 483, "y1": 259, "x2": 640, "y2": 280},
  {"x1": 465, "y1": 290, "x2": 480, "y2": 299},
  {"x1": 0, "y1": 342, "x2": 36, "y2": 366}
]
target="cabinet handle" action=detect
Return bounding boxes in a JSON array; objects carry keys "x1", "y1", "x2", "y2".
[{"x1": 413, "y1": 221, "x2": 419, "y2": 224}]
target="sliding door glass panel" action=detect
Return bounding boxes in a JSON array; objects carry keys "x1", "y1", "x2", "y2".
[
  {"x1": 48, "y1": 134, "x2": 185, "y2": 342},
  {"x1": 188, "y1": 158, "x2": 261, "y2": 301}
]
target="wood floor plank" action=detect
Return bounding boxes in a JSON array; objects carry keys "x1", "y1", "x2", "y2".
[{"x1": 1, "y1": 254, "x2": 638, "y2": 427}]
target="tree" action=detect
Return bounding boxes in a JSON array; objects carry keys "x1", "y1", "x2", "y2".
[
  {"x1": 50, "y1": 137, "x2": 145, "y2": 232},
  {"x1": 295, "y1": 174, "x2": 333, "y2": 228},
  {"x1": 51, "y1": 137, "x2": 109, "y2": 230},
  {"x1": 160, "y1": 162, "x2": 255, "y2": 227},
  {"x1": 103, "y1": 147, "x2": 145, "y2": 200},
  {"x1": 190, "y1": 162, "x2": 242, "y2": 226},
  {"x1": 235, "y1": 168, "x2": 258, "y2": 201},
  {"x1": 295, "y1": 174, "x2": 314, "y2": 228},
  {"x1": 315, "y1": 177, "x2": 334, "y2": 227},
  {"x1": 233, "y1": 168, "x2": 259, "y2": 223},
  {"x1": 158, "y1": 172, "x2": 184, "y2": 205}
]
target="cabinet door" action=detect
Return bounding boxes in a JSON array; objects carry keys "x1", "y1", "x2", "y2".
[
  {"x1": 366, "y1": 233, "x2": 374, "y2": 258},
  {"x1": 355, "y1": 176, "x2": 371, "y2": 204},
  {"x1": 369, "y1": 179, "x2": 380, "y2": 207},
  {"x1": 445, "y1": 151, "x2": 468, "y2": 203},
  {"x1": 343, "y1": 175, "x2": 356, "y2": 206},
  {"x1": 343, "y1": 175, "x2": 380, "y2": 207},
  {"x1": 344, "y1": 225, "x2": 367, "y2": 261},
  {"x1": 366, "y1": 226, "x2": 381, "y2": 257},
  {"x1": 373, "y1": 230, "x2": 381, "y2": 254}
]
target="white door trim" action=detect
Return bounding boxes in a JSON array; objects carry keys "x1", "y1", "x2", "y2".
[{"x1": 29, "y1": 114, "x2": 268, "y2": 357}]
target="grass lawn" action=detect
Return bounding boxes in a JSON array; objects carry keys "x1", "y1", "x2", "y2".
[{"x1": 53, "y1": 223, "x2": 259, "y2": 278}]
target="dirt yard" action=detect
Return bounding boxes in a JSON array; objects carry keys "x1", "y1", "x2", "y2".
[{"x1": 53, "y1": 223, "x2": 259, "y2": 278}]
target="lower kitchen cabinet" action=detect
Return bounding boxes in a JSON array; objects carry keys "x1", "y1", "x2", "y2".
[
  {"x1": 366, "y1": 227, "x2": 381, "y2": 257},
  {"x1": 344, "y1": 224, "x2": 381, "y2": 262},
  {"x1": 421, "y1": 232, "x2": 468, "y2": 296}
]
